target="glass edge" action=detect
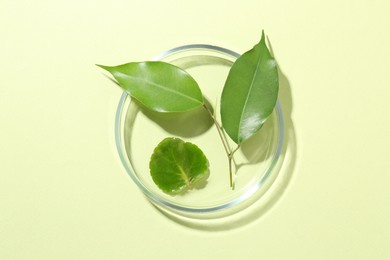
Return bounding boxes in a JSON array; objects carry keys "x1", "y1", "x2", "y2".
[
  {"x1": 151, "y1": 44, "x2": 241, "y2": 61},
  {"x1": 114, "y1": 44, "x2": 285, "y2": 214}
]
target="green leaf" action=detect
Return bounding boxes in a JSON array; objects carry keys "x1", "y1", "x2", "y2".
[
  {"x1": 149, "y1": 137, "x2": 209, "y2": 194},
  {"x1": 220, "y1": 31, "x2": 279, "y2": 144},
  {"x1": 97, "y1": 61, "x2": 204, "y2": 112}
]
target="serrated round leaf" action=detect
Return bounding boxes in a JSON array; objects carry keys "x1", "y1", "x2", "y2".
[
  {"x1": 149, "y1": 137, "x2": 209, "y2": 194},
  {"x1": 220, "y1": 31, "x2": 279, "y2": 144},
  {"x1": 97, "y1": 61, "x2": 204, "y2": 112}
]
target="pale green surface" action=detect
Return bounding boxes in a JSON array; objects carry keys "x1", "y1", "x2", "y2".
[{"x1": 1, "y1": 0, "x2": 390, "y2": 259}]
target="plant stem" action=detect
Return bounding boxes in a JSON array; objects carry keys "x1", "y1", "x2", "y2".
[
  {"x1": 203, "y1": 105, "x2": 230, "y2": 155},
  {"x1": 203, "y1": 104, "x2": 239, "y2": 189},
  {"x1": 228, "y1": 157, "x2": 233, "y2": 189},
  {"x1": 228, "y1": 145, "x2": 240, "y2": 189}
]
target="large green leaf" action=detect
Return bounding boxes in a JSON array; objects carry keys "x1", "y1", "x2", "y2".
[
  {"x1": 149, "y1": 137, "x2": 209, "y2": 194},
  {"x1": 97, "y1": 62, "x2": 204, "y2": 112},
  {"x1": 220, "y1": 31, "x2": 279, "y2": 144}
]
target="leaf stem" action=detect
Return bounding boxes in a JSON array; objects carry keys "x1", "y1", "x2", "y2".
[
  {"x1": 203, "y1": 104, "x2": 239, "y2": 189},
  {"x1": 203, "y1": 104, "x2": 230, "y2": 157},
  {"x1": 228, "y1": 145, "x2": 240, "y2": 189},
  {"x1": 230, "y1": 145, "x2": 241, "y2": 156}
]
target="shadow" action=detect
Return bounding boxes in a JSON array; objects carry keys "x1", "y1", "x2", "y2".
[
  {"x1": 232, "y1": 115, "x2": 277, "y2": 176},
  {"x1": 239, "y1": 112, "x2": 277, "y2": 165},
  {"x1": 146, "y1": 40, "x2": 298, "y2": 232},
  {"x1": 138, "y1": 98, "x2": 214, "y2": 138}
]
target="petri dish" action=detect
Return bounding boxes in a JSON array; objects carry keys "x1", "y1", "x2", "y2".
[{"x1": 114, "y1": 44, "x2": 284, "y2": 219}]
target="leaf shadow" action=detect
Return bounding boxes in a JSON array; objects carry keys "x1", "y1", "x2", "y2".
[
  {"x1": 137, "y1": 98, "x2": 214, "y2": 138},
  {"x1": 234, "y1": 116, "x2": 276, "y2": 174}
]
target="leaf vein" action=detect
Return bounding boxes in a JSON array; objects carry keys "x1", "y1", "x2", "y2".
[
  {"x1": 237, "y1": 52, "x2": 262, "y2": 142},
  {"x1": 117, "y1": 72, "x2": 202, "y2": 105}
]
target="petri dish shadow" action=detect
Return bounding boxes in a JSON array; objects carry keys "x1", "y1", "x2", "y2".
[
  {"x1": 146, "y1": 61, "x2": 298, "y2": 232},
  {"x1": 117, "y1": 43, "x2": 297, "y2": 231}
]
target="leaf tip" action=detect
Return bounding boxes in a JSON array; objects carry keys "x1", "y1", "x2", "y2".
[
  {"x1": 260, "y1": 30, "x2": 266, "y2": 43},
  {"x1": 95, "y1": 64, "x2": 111, "y2": 71}
]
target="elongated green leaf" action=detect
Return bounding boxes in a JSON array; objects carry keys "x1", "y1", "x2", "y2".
[
  {"x1": 149, "y1": 137, "x2": 209, "y2": 194},
  {"x1": 97, "y1": 61, "x2": 204, "y2": 112},
  {"x1": 220, "y1": 31, "x2": 279, "y2": 144}
]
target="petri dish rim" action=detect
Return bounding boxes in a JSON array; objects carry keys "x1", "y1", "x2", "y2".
[{"x1": 114, "y1": 44, "x2": 285, "y2": 215}]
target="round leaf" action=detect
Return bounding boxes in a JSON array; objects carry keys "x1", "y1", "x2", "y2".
[
  {"x1": 97, "y1": 61, "x2": 204, "y2": 112},
  {"x1": 149, "y1": 137, "x2": 209, "y2": 194},
  {"x1": 220, "y1": 31, "x2": 279, "y2": 144}
]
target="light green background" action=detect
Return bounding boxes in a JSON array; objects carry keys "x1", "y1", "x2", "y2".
[{"x1": 1, "y1": 0, "x2": 390, "y2": 259}]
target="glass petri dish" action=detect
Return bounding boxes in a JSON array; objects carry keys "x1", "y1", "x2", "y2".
[{"x1": 115, "y1": 44, "x2": 284, "y2": 219}]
